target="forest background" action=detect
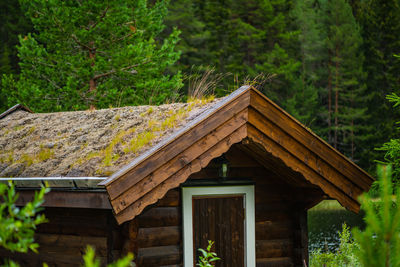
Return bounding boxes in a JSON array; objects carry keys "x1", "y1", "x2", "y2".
[{"x1": 0, "y1": 0, "x2": 399, "y2": 175}]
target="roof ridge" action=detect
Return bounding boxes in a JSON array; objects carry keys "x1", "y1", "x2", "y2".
[{"x1": 0, "y1": 104, "x2": 33, "y2": 120}]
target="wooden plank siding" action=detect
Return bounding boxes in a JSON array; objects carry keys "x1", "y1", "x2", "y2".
[{"x1": 130, "y1": 146, "x2": 320, "y2": 267}]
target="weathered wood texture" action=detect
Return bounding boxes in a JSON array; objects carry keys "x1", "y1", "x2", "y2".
[
  {"x1": 0, "y1": 208, "x2": 123, "y2": 267},
  {"x1": 15, "y1": 190, "x2": 111, "y2": 209},
  {"x1": 107, "y1": 91, "x2": 251, "y2": 224},
  {"x1": 114, "y1": 112, "x2": 249, "y2": 224},
  {"x1": 193, "y1": 196, "x2": 245, "y2": 267},
  {"x1": 134, "y1": 188, "x2": 182, "y2": 267},
  {"x1": 125, "y1": 146, "x2": 319, "y2": 267},
  {"x1": 104, "y1": 87, "x2": 373, "y2": 225}
]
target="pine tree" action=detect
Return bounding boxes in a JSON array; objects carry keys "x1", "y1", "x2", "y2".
[
  {"x1": 163, "y1": 0, "x2": 209, "y2": 70},
  {"x1": 0, "y1": 46, "x2": 13, "y2": 112},
  {"x1": 0, "y1": 0, "x2": 33, "y2": 112},
  {"x1": 358, "y1": 0, "x2": 400, "y2": 169},
  {"x1": 0, "y1": 0, "x2": 32, "y2": 74},
  {"x1": 320, "y1": 0, "x2": 368, "y2": 161},
  {"x1": 287, "y1": 0, "x2": 325, "y2": 128},
  {"x1": 353, "y1": 165, "x2": 400, "y2": 266},
  {"x1": 2, "y1": 0, "x2": 182, "y2": 112},
  {"x1": 189, "y1": 0, "x2": 300, "y2": 101}
]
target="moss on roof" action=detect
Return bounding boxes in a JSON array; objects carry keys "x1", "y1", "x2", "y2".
[{"x1": 0, "y1": 97, "x2": 218, "y2": 177}]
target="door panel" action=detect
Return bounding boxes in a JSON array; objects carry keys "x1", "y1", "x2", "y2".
[{"x1": 192, "y1": 196, "x2": 245, "y2": 267}]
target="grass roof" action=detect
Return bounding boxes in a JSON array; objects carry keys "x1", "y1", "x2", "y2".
[{"x1": 0, "y1": 98, "x2": 218, "y2": 178}]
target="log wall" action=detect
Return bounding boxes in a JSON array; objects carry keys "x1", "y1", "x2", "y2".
[
  {"x1": 129, "y1": 144, "x2": 322, "y2": 267},
  {"x1": 2, "y1": 145, "x2": 321, "y2": 267},
  {"x1": 0, "y1": 208, "x2": 123, "y2": 267}
]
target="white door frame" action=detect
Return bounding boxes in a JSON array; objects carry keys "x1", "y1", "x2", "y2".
[{"x1": 182, "y1": 185, "x2": 256, "y2": 267}]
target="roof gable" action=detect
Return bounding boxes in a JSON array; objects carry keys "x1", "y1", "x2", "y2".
[
  {"x1": 102, "y1": 86, "x2": 374, "y2": 224},
  {"x1": 0, "y1": 104, "x2": 33, "y2": 120}
]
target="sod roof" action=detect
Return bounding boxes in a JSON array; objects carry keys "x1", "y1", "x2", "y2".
[{"x1": 0, "y1": 98, "x2": 218, "y2": 178}]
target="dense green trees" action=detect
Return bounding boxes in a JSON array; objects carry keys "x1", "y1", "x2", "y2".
[
  {"x1": 357, "y1": 0, "x2": 400, "y2": 168},
  {"x1": 0, "y1": 0, "x2": 33, "y2": 112},
  {"x1": 2, "y1": 0, "x2": 182, "y2": 112},
  {"x1": 321, "y1": 0, "x2": 368, "y2": 160},
  {"x1": 1, "y1": 0, "x2": 399, "y2": 171}
]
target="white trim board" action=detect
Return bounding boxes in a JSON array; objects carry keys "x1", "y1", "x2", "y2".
[{"x1": 182, "y1": 185, "x2": 256, "y2": 267}]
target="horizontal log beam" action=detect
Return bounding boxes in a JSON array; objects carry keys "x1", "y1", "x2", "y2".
[
  {"x1": 15, "y1": 190, "x2": 111, "y2": 209},
  {"x1": 137, "y1": 245, "x2": 181, "y2": 266},
  {"x1": 137, "y1": 226, "x2": 181, "y2": 248}
]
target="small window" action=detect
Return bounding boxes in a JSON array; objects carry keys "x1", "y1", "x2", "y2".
[{"x1": 182, "y1": 185, "x2": 256, "y2": 267}]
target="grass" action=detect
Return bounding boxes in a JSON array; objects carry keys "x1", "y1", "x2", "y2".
[
  {"x1": 37, "y1": 147, "x2": 54, "y2": 161},
  {"x1": 124, "y1": 131, "x2": 155, "y2": 154},
  {"x1": 114, "y1": 114, "x2": 121, "y2": 121},
  {"x1": 27, "y1": 126, "x2": 36, "y2": 135},
  {"x1": 13, "y1": 125, "x2": 24, "y2": 131},
  {"x1": 75, "y1": 97, "x2": 214, "y2": 168},
  {"x1": 102, "y1": 128, "x2": 135, "y2": 166},
  {"x1": 140, "y1": 106, "x2": 154, "y2": 117},
  {"x1": 19, "y1": 154, "x2": 34, "y2": 166},
  {"x1": 16, "y1": 146, "x2": 55, "y2": 166},
  {"x1": 0, "y1": 152, "x2": 14, "y2": 164}
]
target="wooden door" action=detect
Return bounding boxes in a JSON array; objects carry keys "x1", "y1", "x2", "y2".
[{"x1": 192, "y1": 195, "x2": 245, "y2": 267}]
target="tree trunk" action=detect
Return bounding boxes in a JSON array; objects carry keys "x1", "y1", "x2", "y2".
[
  {"x1": 328, "y1": 58, "x2": 332, "y2": 144},
  {"x1": 89, "y1": 49, "x2": 96, "y2": 93},
  {"x1": 334, "y1": 45, "x2": 339, "y2": 149}
]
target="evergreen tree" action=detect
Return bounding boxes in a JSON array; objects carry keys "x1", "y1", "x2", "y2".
[
  {"x1": 187, "y1": 0, "x2": 300, "y2": 101},
  {"x1": 0, "y1": 0, "x2": 32, "y2": 74},
  {"x1": 287, "y1": 0, "x2": 325, "y2": 128},
  {"x1": 353, "y1": 165, "x2": 400, "y2": 266},
  {"x1": 0, "y1": 46, "x2": 14, "y2": 112},
  {"x1": 358, "y1": 0, "x2": 400, "y2": 169},
  {"x1": 163, "y1": 0, "x2": 209, "y2": 70},
  {"x1": 320, "y1": 0, "x2": 368, "y2": 161},
  {"x1": 0, "y1": 0, "x2": 33, "y2": 112},
  {"x1": 2, "y1": 0, "x2": 182, "y2": 112}
]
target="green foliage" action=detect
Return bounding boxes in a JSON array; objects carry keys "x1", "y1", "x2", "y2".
[
  {"x1": 82, "y1": 246, "x2": 134, "y2": 267},
  {"x1": 166, "y1": 0, "x2": 300, "y2": 99},
  {"x1": 197, "y1": 240, "x2": 220, "y2": 267},
  {"x1": 0, "y1": 181, "x2": 49, "y2": 254},
  {"x1": 0, "y1": 0, "x2": 33, "y2": 112},
  {"x1": 310, "y1": 224, "x2": 361, "y2": 267},
  {"x1": 352, "y1": 165, "x2": 400, "y2": 266},
  {"x1": 377, "y1": 92, "x2": 400, "y2": 185},
  {"x1": 358, "y1": 0, "x2": 400, "y2": 170},
  {"x1": 2, "y1": 0, "x2": 182, "y2": 112},
  {"x1": 319, "y1": 0, "x2": 368, "y2": 160}
]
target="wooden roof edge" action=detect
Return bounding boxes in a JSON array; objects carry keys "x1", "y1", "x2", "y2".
[
  {"x1": 0, "y1": 104, "x2": 33, "y2": 120},
  {"x1": 99, "y1": 85, "x2": 252, "y2": 186},
  {"x1": 249, "y1": 89, "x2": 375, "y2": 185}
]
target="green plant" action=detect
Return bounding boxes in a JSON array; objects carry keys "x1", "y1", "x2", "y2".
[
  {"x1": 197, "y1": 240, "x2": 220, "y2": 267},
  {"x1": 352, "y1": 164, "x2": 400, "y2": 267},
  {"x1": 2, "y1": 0, "x2": 182, "y2": 112},
  {"x1": 0, "y1": 181, "x2": 49, "y2": 253},
  {"x1": 0, "y1": 181, "x2": 49, "y2": 266},
  {"x1": 377, "y1": 92, "x2": 400, "y2": 186},
  {"x1": 309, "y1": 223, "x2": 360, "y2": 267},
  {"x1": 82, "y1": 246, "x2": 133, "y2": 267}
]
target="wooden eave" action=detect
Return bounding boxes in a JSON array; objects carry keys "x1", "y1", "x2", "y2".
[{"x1": 101, "y1": 86, "x2": 375, "y2": 224}]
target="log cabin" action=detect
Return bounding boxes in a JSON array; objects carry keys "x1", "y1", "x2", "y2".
[{"x1": 0, "y1": 86, "x2": 374, "y2": 267}]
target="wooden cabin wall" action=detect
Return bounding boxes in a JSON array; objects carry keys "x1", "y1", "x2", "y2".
[
  {"x1": 133, "y1": 188, "x2": 182, "y2": 266},
  {"x1": 0, "y1": 207, "x2": 122, "y2": 267},
  {"x1": 128, "y1": 145, "x2": 319, "y2": 267}
]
